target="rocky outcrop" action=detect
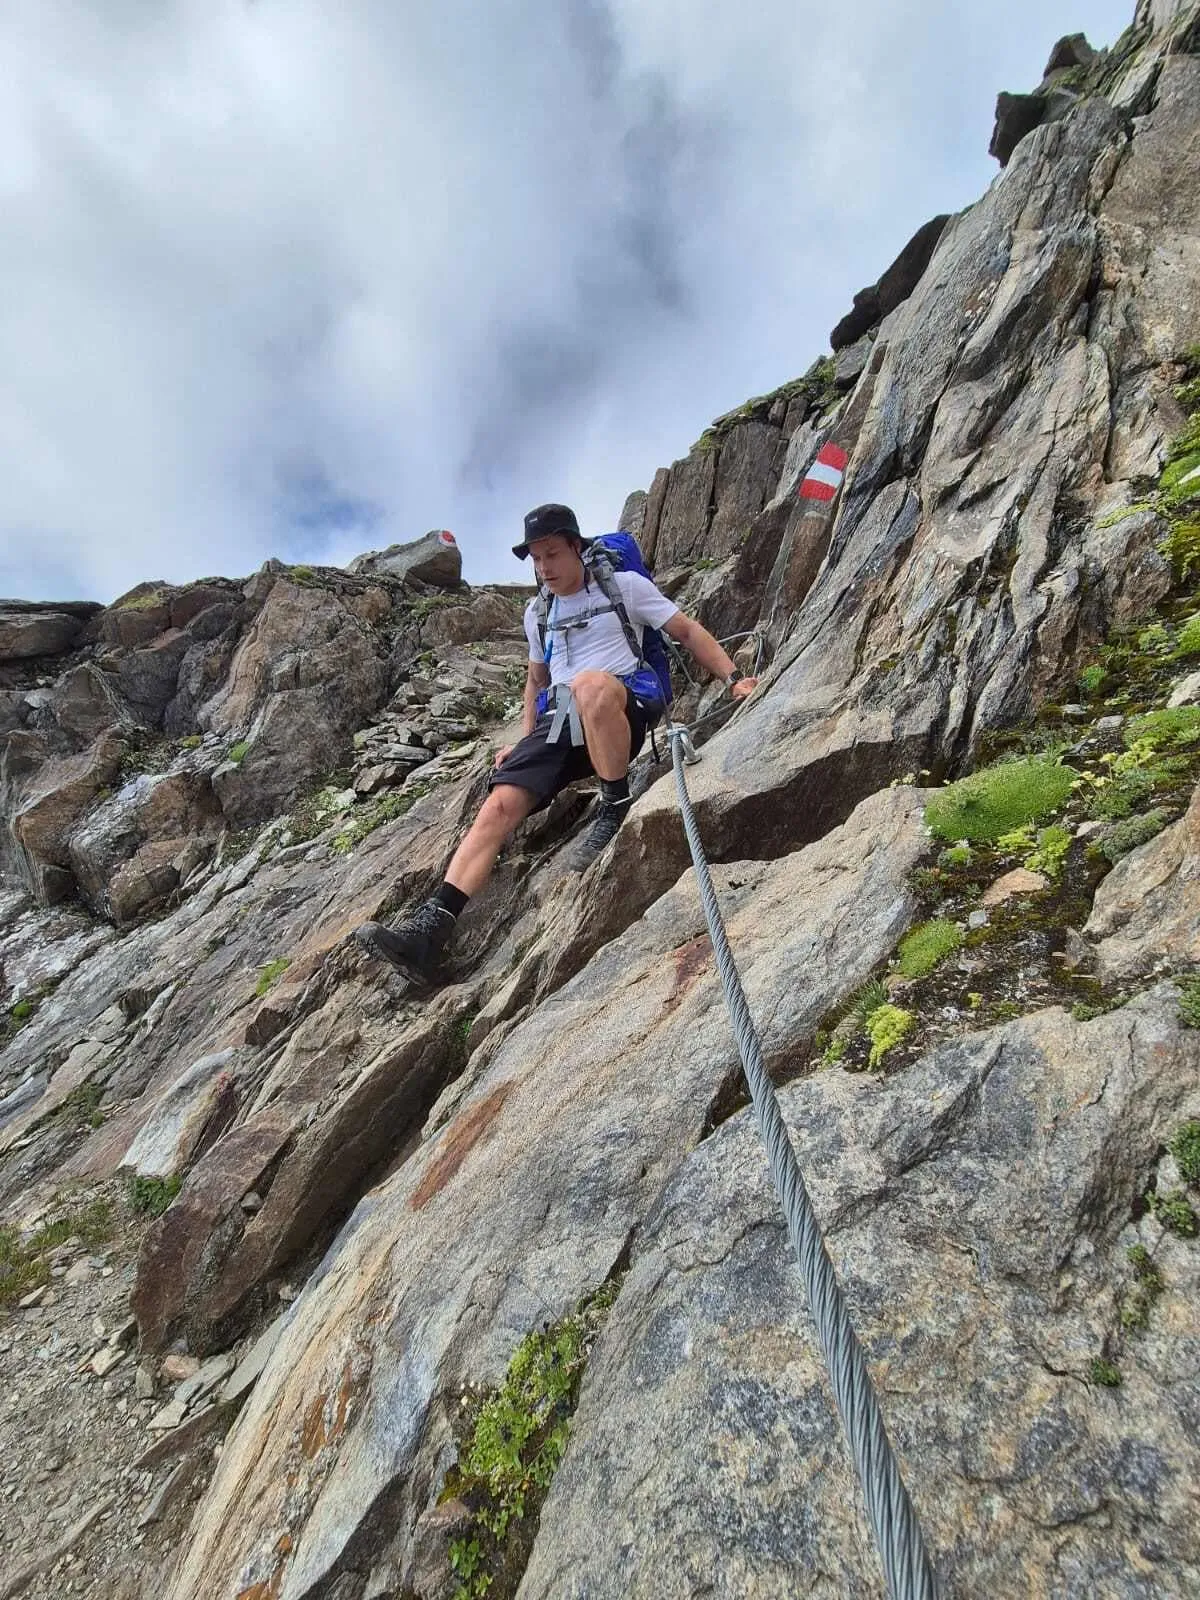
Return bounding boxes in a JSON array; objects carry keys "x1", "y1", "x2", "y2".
[
  {"x1": 350, "y1": 528, "x2": 463, "y2": 588},
  {"x1": 829, "y1": 214, "x2": 951, "y2": 349},
  {"x1": 0, "y1": 606, "x2": 92, "y2": 661}
]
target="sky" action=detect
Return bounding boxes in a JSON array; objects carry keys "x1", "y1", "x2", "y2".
[{"x1": 1, "y1": 0, "x2": 1137, "y2": 603}]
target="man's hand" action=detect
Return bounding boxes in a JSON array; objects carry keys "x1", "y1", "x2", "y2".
[
  {"x1": 730, "y1": 677, "x2": 758, "y2": 701},
  {"x1": 494, "y1": 745, "x2": 514, "y2": 769}
]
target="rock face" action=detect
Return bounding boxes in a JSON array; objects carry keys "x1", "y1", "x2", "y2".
[
  {"x1": 350, "y1": 528, "x2": 463, "y2": 587},
  {"x1": 2, "y1": 8, "x2": 1200, "y2": 1600}
]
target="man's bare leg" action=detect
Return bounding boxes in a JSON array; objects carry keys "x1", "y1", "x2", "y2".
[
  {"x1": 444, "y1": 784, "x2": 539, "y2": 898},
  {"x1": 571, "y1": 670, "x2": 632, "y2": 780},
  {"x1": 355, "y1": 783, "x2": 537, "y2": 977}
]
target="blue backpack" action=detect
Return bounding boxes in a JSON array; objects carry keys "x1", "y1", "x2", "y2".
[{"x1": 533, "y1": 532, "x2": 674, "y2": 714}]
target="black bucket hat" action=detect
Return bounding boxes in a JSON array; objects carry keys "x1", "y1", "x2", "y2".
[{"x1": 512, "y1": 503, "x2": 590, "y2": 559}]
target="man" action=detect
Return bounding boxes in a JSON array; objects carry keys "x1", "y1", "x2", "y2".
[{"x1": 355, "y1": 503, "x2": 757, "y2": 981}]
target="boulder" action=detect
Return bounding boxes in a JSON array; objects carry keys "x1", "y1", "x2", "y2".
[
  {"x1": 350, "y1": 529, "x2": 462, "y2": 588},
  {"x1": 1085, "y1": 778, "x2": 1200, "y2": 983},
  {"x1": 202, "y1": 579, "x2": 391, "y2": 824},
  {"x1": 0, "y1": 609, "x2": 85, "y2": 661},
  {"x1": 8, "y1": 730, "x2": 126, "y2": 902}
]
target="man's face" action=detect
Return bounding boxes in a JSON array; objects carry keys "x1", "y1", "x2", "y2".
[{"x1": 530, "y1": 534, "x2": 584, "y2": 595}]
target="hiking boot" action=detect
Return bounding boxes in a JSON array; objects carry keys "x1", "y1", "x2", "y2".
[
  {"x1": 354, "y1": 900, "x2": 457, "y2": 982},
  {"x1": 567, "y1": 797, "x2": 631, "y2": 871}
]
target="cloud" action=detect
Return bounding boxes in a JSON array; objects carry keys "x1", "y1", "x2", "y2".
[{"x1": 0, "y1": 0, "x2": 1136, "y2": 602}]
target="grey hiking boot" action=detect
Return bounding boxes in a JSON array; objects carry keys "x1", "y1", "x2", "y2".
[
  {"x1": 354, "y1": 900, "x2": 457, "y2": 982},
  {"x1": 567, "y1": 797, "x2": 631, "y2": 871}
]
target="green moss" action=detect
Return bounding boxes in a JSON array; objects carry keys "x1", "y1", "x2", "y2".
[
  {"x1": 925, "y1": 757, "x2": 1074, "y2": 843},
  {"x1": 864, "y1": 1003, "x2": 915, "y2": 1068},
  {"x1": 1176, "y1": 614, "x2": 1200, "y2": 657},
  {"x1": 1024, "y1": 825, "x2": 1072, "y2": 880},
  {"x1": 178, "y1": 734, "x2": 202, "y2": 750},
  {"x1": 127, "y1": 1173, "x2": 182, "y2": 1217},
  {"x1": 255, "y1": 957, "x2": 291, "y2": 996},
  {"x1": 227, "y1": 740, "x2": 251, "y2": 765},
  {"x1": 1125, "y1": 707, "x2": 1200, "y2": 751},
  {"x1": 54, "y1": 1081, "x2": 106, "y2": 1130},
  {"x1": 1095, "y1": 809, "x2": 1169, "y2": 863},
  {"x1": 1121, "y1": 1244, "x2": 1164, "y2": 1331},
  {"x1": 1170, "y1": 1117, "x2": 1200, "y2": 1178},
  {"x1": 896, "y1": 919, "x2": 962, "y2": 979},
  {"x1": 1161, "y1": 449, "x2": 1200, "y2": 509},
  {"x1": 1095, "y1": 502, "x2": 1154, "y2": 530},
  {"x1": 1089, "y1": 1357, "x2": 1122, "y2": 1388},
  {"x1": 113, "y1": 587, "x2": 166, "y2": 611},
  {"x1": 1147, "y1": 1188, "x2": 1198, "y2": 1237},
  {"x1": 1077, "y1": 663, "x2": 1106, "y2": 696},
  {"x1": 9, "y1": 999, "x2": 35, "y2": 1024},
  {"x1": 444, "y1": 1281, "x2": 619, "y2": 1599},
  {"x1": 1161, "y1": 519, "x2": 1200, "y2": 581},
  {"x1": 331, "y1": 785, "x2": 428, "y2": 854}
]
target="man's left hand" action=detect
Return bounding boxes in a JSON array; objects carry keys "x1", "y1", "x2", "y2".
[{"x1": 730, "y1": 677, "x2": 758, "y2": 700}]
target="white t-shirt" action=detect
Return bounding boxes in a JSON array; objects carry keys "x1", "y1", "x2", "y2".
[{"x1": 524, "y1": 570, "x2": 680, "y2": 688}]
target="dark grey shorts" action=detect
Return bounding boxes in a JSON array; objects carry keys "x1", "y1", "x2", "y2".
[{"x1": 489, "y1": 685, "x2": 661, "y2": 812}]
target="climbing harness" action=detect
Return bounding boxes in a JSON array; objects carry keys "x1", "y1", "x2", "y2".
[{"x1": 666, "y1": 717, "x2": 937, "y2": 1600}]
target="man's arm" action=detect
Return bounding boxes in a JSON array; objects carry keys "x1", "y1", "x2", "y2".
[{"x1": 664, "y1": 612, "x2": 757, "y2": 699}]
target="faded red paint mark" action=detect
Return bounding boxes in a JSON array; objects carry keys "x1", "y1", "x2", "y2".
[
  {"x1": 235, "y1": 1535, "x2": 294, "y2": 1600},
  {"x1": 411, "y1": 1082, "x2": 516, "y2": 1211},
  {"x1": 300, "y1": 1359, "x2": 365, "y2": 1460}
]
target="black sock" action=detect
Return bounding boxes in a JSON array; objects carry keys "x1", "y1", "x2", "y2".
[
  {"x1": 599, "y1": 776, "x2": 631, "y2": 807},
  {"x1": 434, "y1": 882, "x2": 469, "y2": 918}
]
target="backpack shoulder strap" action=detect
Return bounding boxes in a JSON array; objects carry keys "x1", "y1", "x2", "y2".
[
  {"x1": 583, "y1": 551, "x2": 644, "y2": 666},
  {"x1": 533, "y1": 586, "x2": 552, "y2": 658}
]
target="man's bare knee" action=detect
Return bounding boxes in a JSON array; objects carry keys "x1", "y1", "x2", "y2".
[
  {"x1": 477, "y1": 785, "x2": 534, "y2": 836},
  {"x1": 572, "y1": 670, "x2": 623, "y2": 713}
]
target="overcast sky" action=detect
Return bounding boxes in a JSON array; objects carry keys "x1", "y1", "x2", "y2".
[{"x1": 2, "y1": 0, "x2": 1136, "y2": 603}]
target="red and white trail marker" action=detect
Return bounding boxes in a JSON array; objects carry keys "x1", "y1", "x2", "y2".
[{"x1": 798, "y1": 442, "x2": 848, "y2": 503}]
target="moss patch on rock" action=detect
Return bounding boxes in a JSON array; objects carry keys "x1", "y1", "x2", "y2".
[
  {"x1": 442, "y1": 1280, "x2": 620, "y2": 1600},
  {"x1": 925, "y1": 757, "x2": 1074, "y2": 842}
]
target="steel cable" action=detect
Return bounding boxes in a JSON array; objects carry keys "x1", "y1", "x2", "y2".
[{"x1": 667, "y1": 722, "x2": 938, "y2": 1600}]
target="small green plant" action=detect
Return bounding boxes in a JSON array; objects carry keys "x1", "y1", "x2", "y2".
[
  {"x1": 227, "y1": 740, "x2": 251, "y2": 765},
  {"x1": 1124, "y1": 706, "x2": 1200, "y2": 752},
  {"x1": 896, "y1": 919, "x2": 962, "y2": 979},
  {"x1": 1024, "y1": 825, "x2": 1072, "y2": 880},
  {"x1": 127, "y1": 1173, "x2": 182, "y2": 1216},
  {"x1": 54, "y1": 1081, "x2": 105, "y2": 1130},
  {"x1": 1147, "y1": 1188, "x2": 1198, "y2": 1237},
  {"x1": 9, "y1": 999, "x2": 35, "y2": 1024},
  {"x1": 255, "y1": 957, "x2": 291, "y2": 996},
  {"x1": 178, "y1": 733, "x2": 202, "y2": 750},
  {"x1": 1162, "y1": 519, "x2": 1200, "y2": 580},
  {"x1": 1177, "y1": 982, "x2": 1200, "y2": 1031},
  {"x1": 937, "y1": 844, "x2": 973, "y2": 869},
  {"x1": 864, "y1": 1004, "x2": 915, "y2": 1068},
  {"x1": 1169, "y1": 1116, "x2": 1200, "y2": 1178},
  {"x1": 1, "y1": 1199, "x2": 116, "y2": 1307},
  {"x1": 1089, "y1": 1357, "x2": 1122, "y2": 1388},
  {"x1": 1096, "y1": 501, "x2": 1154, "y2": 529},
  {"x1": 995, "y1": 824, "x2": 1036, "y2": 853},
  {"x1": 444, "y1": 1281, "x2": 619, "y2": 1599},
  {"x1": 924, "y1": 757, "x2": 1074, "y2": 843},
  {"x1": 1095, "y1": 809, "x2": 1169, "y2": 863},
  {"x1": 1077, "y1": 663, "x2": 1106, "y2": 697},
  {"x1": 1121, "y1": 1244, "x2": 1164, "y2": 1331},
  {"x1": 331, "y1": 785, "x2": 428, "y2": 853},
  {"x1": 1176, "y1": 613, "x2": 1200, "y2": 658}
]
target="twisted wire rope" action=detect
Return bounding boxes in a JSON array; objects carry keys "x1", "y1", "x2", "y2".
[{"x1": 667, "y1": 722, "x2": 937, "y2": 1600}]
